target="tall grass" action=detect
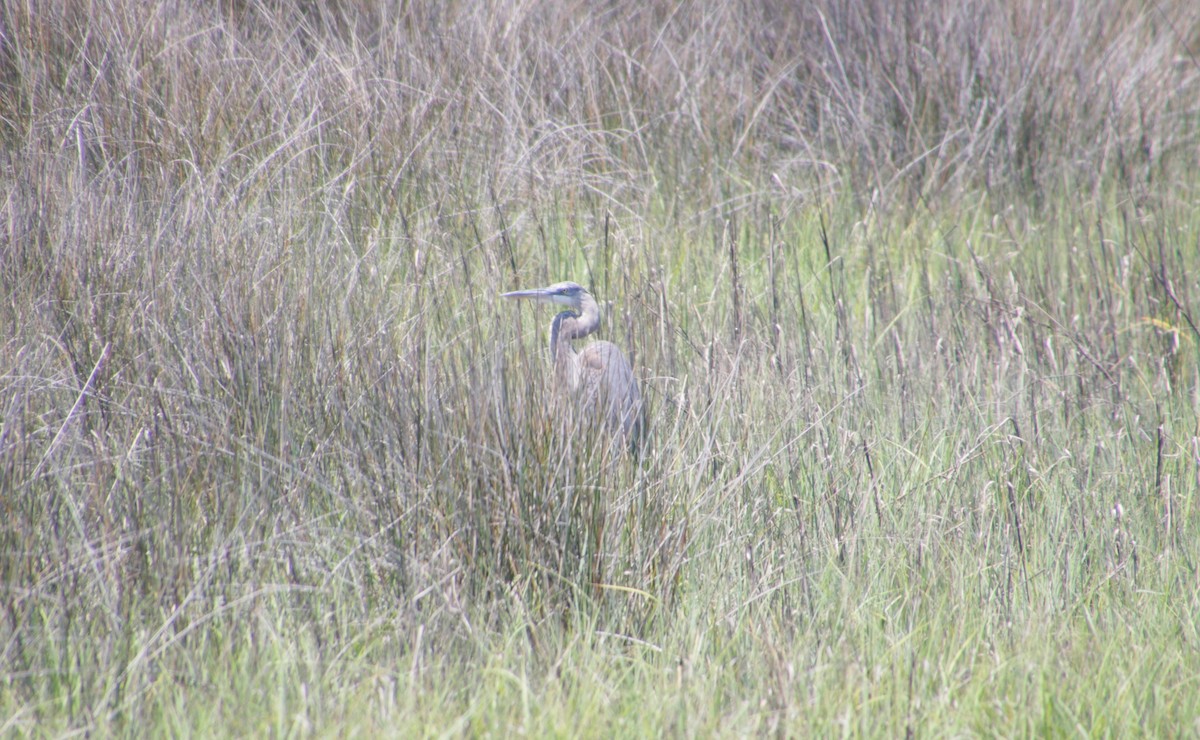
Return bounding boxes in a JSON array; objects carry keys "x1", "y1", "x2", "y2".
[{"x1": 3, "y1": 0, "x2": 1200, "y2": 735}]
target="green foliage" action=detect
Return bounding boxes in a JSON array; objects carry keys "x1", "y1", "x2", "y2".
[{"x1": 3, "y1": 0, "x2": 1200, "y2": 735}]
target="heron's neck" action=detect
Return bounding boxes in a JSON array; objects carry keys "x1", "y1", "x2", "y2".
[{"x1": 550, "y1": 296, "x2": 599, "y2": 358}]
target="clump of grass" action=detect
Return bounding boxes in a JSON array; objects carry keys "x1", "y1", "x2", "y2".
[{"x1": 3, "y1": 0, "x2": 1200, "y2": 735}]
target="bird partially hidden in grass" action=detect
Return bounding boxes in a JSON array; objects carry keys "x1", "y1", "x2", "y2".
[{"x1": 502, "y1": 281, "x2": 645, "y2": 456}]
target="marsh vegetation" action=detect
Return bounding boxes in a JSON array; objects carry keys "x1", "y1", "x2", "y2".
[{"x1": 3, "y1": 1, "x2": 1200, "y2": 734}]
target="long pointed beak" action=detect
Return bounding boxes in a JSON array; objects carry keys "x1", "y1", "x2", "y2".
[
  {"x1": 501, "y1": 288, "x2": 552, "y2": 300},
  {"x1": 501, "y1": 287, "x2": 575, "y2": 307}
]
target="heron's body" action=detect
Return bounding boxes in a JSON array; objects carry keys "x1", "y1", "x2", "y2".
[{"x1": 503, "y1": 281, "x2": 644, "y2": 453}]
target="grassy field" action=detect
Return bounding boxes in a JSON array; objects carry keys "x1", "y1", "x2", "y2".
[{"x1": 4, "y1": 0, "x2": 1200, "y2": 735}]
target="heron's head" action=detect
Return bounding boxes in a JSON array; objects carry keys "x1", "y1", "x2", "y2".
[{"x1": 501, "y1": 281, "x2": 587, "y2": 310}]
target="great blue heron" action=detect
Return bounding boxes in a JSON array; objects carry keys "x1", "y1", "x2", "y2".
[{"x1": 502, "y1": 281, "x2": 644, "y2": 454}]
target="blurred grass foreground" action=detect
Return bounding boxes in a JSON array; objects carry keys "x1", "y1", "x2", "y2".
[{"x1": 3, "y1": 1, "x2": 1200, "y2": 735}]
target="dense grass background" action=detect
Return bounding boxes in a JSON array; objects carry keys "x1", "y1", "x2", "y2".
[{"x1": 3, "y1": 0, "x2": 1200, "y2": 735}]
